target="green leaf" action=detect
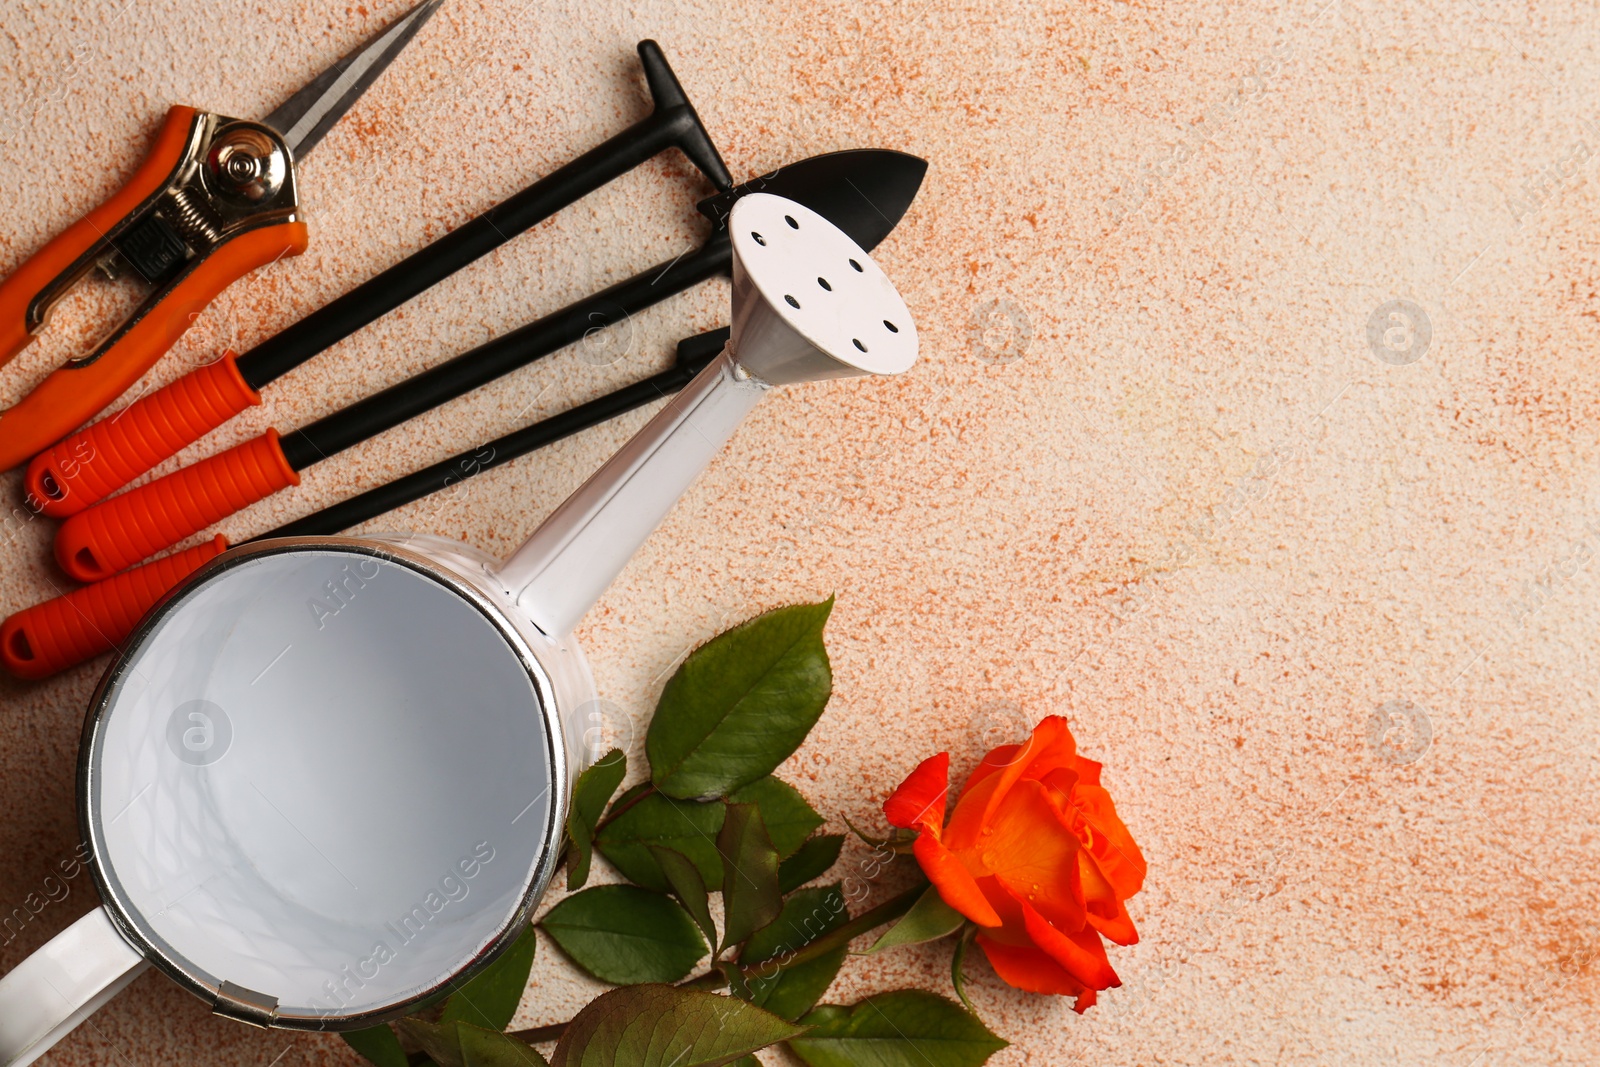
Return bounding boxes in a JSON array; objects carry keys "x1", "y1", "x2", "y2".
[
  {"x1": 788, "y1": 990, "x2": 1007, "y2": 1067},
  {"x1": 540, "y1": 884, "x2": 707, "y2": 984},
  {"x1": 951, "y1": 925, "x2": 978, "y2": 1014},
  {"x1": 566, "y1": 749, "x2": 627, "y2": 891},
  {"x1": 592, "y1": 784, "x2": 821, "y2": 895},
  {"x1": 730, "y1": 777, "x2": 823, "y2": 858},
  {"x1": 741, "y1": 884, "x2": 850, "y2": 1021},
  {"x1": 549, "y1": 984, "x2": 804, "y2": 1067},
  {"x1": 399, "y1": 1019, "x2": 550, "y2": 1067},
  {"x1": 440, "y1": 925, "x2": 537, "y2": 1030},
  {"x1": 594, "y1": 792, "x2": 725, "y2": 891},
  {"x1": 863, "y1": 883, "x2": 965, "y2": 954},
  {"x1": 458, "y1": 1025, "x2": 550, "y2": 1067},
  {"x1": 718, "y1": 802, "x2": 783, "y2": 952},
  {"x1": 606, "y1": 779, "x2": 653, "y2": 813},
  {"x1": 719, "y1": 958, "x2": 754, "y2": 1001},
  {"x1": 342, "y1": 1025, "x2": 408, "y2": 1067},
  {"x1": 779, "y1": 834, "x2": 845, "y2": 893},
  {"x1": 649, "y1": 844, "x2": 717, "y2": 948},
  {"x1": 648, "y1": 600, "x2": 834, "y2": 799}
]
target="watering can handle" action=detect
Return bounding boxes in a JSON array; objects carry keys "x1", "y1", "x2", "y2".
[
  {"x1": 0, "y1": 907, "x2": 148, "y2": 1066},
  {"x1": 498, "y1": 345, "x2": 767, "y2": 637}
]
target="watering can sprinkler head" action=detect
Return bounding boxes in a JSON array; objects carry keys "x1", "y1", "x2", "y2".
[
  {"x1": 499, "y1": 192, "x2": 918, "y2": 637},
  {"x1": 725, "y1": 193, "x2": 917, "y2": 385}
]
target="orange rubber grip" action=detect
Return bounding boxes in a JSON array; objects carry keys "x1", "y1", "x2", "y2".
[
  {"x1": 0, "y1": 219, "x2": 308, "y2": 471},
  {"x1": 55, "y1": 430, "x2": 297, "y2": 583},
  {"x1": 0, "y1": 536, "x2": 228, "y2": 680},
  {"x1": 24, "y1": 351, "x2": 260, "y2": 518},
  {"x1": 0, "y1": 107, "x2": 199, "y2": 369}
]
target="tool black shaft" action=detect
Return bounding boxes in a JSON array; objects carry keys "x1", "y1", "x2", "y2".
[
  {"x1": 260, "y1": 327, "x2": 729, "y2": 539},
  {"x1": 241, "y1": 117, "x2": 691, "y2": 388},
  {"x1": 236, "y1": 40, "x2": 730, "y2": 389},
  {"x1": 277, "y1": 233, "x2": 730, "y2": 469}
]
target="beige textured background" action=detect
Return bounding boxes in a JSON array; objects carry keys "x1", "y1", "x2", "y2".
[{"x1": 3, "y1": 0, "x2": 1599, "y2": 1063}]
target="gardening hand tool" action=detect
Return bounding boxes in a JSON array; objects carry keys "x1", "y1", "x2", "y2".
[
  {"x1": 0, "y1": 192, "x2": 917, "y2": 1064},
  {"x1": 48, "y1": 149, "x2": 926, "y2": 584},
  {"x1": 0, "y1": 326, "x2": 729, "y2": 679},
  {"x1": 24, "y1": 38, "x2": 730, "y2": 508},
  {"x1": 3, "y1": 150, "x2": 922, "y2": 677},
  {"x1": 0, "y1": 0, "x2": 444, "y2": 472}
]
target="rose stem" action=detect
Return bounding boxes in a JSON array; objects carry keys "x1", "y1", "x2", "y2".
[{"x1": 506, "y1": 883, "x2": 925, "y2": 1045}]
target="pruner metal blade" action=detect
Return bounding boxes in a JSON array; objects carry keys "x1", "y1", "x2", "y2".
[{"x1": 262, "y1": 0, "x2": 443, "y2": 160}]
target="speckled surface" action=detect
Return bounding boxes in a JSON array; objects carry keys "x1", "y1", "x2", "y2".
[{"x1": 3, "y1": 0, "x2": 1599, "y2": 1063}]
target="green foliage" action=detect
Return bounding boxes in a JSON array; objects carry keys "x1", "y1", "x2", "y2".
[
  {"x1": 593, "y1": 778, "x2": 817, "y2": 893},
  {"x1": 440, "y1": 925, "x2": 538, "y2": 1030},
  {"x1": 788, "y1": 990, "x2": 1008, "y2": 1066},
  {"x1": 649, "y1": 844, "x2": 717, "y2": 948},
  {"x1": 951, "y1": 925, "x2": 978, "y2": 1014},
  {"x1": 565, "y1": 750, "x2": 626, "y2": 891},
  {"x1": 864, "y1": 883, "x2": 965, "y2": 954},
  {"x1": 717, "y1": 802, "x2": 783, "y2": 952},
  {"x1": 342, "y1": 1025, "x2": 408, "y2": 1067},
  {"x1": 778, "y1": 834, "x2": 845, "y2": 893},
  {"x1": 379, "y1": 603, "x2": 1012, "y2": 1067},
  {"x1": 540, "y1": 885, "x2": 707, "y2": 984},
  {"x1": 730, "y1": 776, "x2": 824, "y2": 858},
  {"x1": 594, "y1": 791, "x2": 725, "y2": 891},
  {"x1": 741, "y1": 885, "x2": 850, "y2": 1021},
  {"x1": 648, "y1": 600, "x2": 834, "y2": 799},
  {"x1": 400, "y1": 1019, "x2": 549, "y2": 1067},
  {"x1": 549, "y1": 985, "x2": 804, "y2": 1067}
]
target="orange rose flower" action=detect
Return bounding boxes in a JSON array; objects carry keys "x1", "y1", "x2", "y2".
[{"x1": 884, "y1": 715, "x2": 1145, "y2": 1012}]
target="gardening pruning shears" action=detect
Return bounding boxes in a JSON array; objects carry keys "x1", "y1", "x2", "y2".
[{"x1": 0, "y1": 0, "x2": 443, "y2": 471}]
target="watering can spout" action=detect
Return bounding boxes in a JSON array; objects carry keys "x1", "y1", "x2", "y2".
[
  {"x1": 496, "y1": 344, "x2": 765, "y2": 637},
  {"x1": 496, "y1": 193, "x2": 918, "y2": 638}
]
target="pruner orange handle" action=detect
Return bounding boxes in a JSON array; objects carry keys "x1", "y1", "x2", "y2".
[
  {"x1": 0, "y1": 108, "x2": 199, "y2": 368},
  {"x1": 55, "y1": 430, "x2": 297, "y2": 583},
  {"x1": 23, "y1": 350, "x2": 262, "y2": 518},
  {"x1": 0, "y1": 536, "x2": 228, "y2": 680},
  {"x1": 0, "y1": 105, "x2": 308, "y2": 471}
]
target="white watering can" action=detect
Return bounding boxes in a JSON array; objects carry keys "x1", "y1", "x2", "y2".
[{"x1": 0, "y1": 192, "x2": 917, "y2": 1063}]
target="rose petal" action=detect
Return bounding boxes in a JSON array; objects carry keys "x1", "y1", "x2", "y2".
[
  {"x1": 979, "y1": 716, "x2": 1078, "y2": 828},
  {"x1": 913, "y1": 832, "x2": 1003, "y2": 927},
  {"x1": 1072, "y1": 783, "x2": 1147, "y2": 899},
  {"x1": 976, "y1": 935, "x2": 1098, "y2": 1012},
  {"x1": 1077, "y1": 848, "x2": 1139, "y2": 946},
  {"x1": 1035, "y1": 767, "x2": 1087, "y2": 836},
  {"x1": 1073, "y1": 755, "x2": 1103, "y2": 788},
  {"x1": 950, "y1": 779, "x2": 1086, "y2": 931},
  {"x1": 956, "y1": 744, "x2": 1020, "y2": 802},
  {"x1": 884, "y1": 752, "x2": 949, "y2": 832},
  {"x1": 943, "y1": 771, "x2": 998, "y2": 851},
  {"x1": 1020, "y1": 898, "x2": 1120, "y2": 991}
]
